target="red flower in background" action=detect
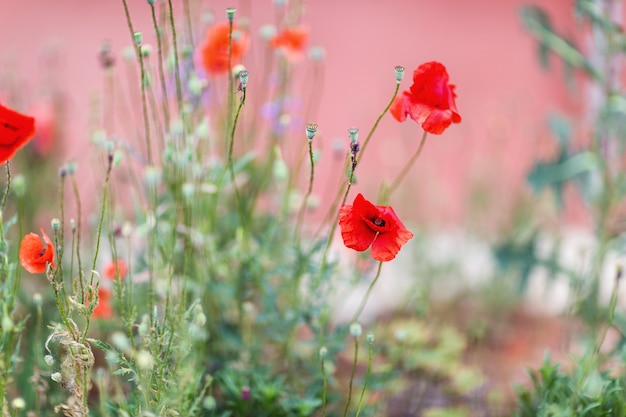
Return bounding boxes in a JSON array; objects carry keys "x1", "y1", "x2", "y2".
[
  {"x1": 104, "y1": 259, "x2": 127, "y2": 281},
  {"x1": 339, "y1": 194, "x2": 414, "y2": 262},
  {"x1": 390, "y1": 61, "x2": 461, "y2": 135},
  {"x1": 92, "y1": 288, "x2": 113, "y2": 319},
  {"x1": 0, "y1": 104, "x2": 36, "y2": 163},
  {"x1": 199, "y1": 22, "x2": 249, "y2": 75},
  {"x1": 28, "y1": 101, "x2": 56, "y2": 157},
  {"x1": 19, "y1": 228, "x2": 55, "y2": 274},
  {"x1": 270, "y1": 25, "x2": 309, "y2": 62}
]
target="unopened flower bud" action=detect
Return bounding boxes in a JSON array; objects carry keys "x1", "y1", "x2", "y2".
[
  {"x1": 51, "y1": 372, "x2": 62, "y2": 383},
  {"x1": 203, "y1": 396, "x2": 216, "y2": 410},
  {"x1": 12, "y1": 174, "x2": 25, "y2": 197},
  {"x1": 349, "y1": 322, "x2": 362, "y2": 337},
  {"x1": 140, "y1": 44, "x2": 152, "y2": 58},
  {"x1": 11, "y1": 398, "x2": 25, "y2": 410},
  {"x1": 133, "y1": 31, "x2": 143, "y2": 46},
  {"x1": 306, "y1": 123, "x2": 318, "y2": 141},
  {"x1": 367, "y1": 332, "x2": 375, "y2": 344},
  {"x1": 147, "y1": 0, "x2": 155, "y2": 4},
  {"x1": 33, "y1": 293, "x2": 42, "y2": 306},
  {"x1": 259, "y1": 24, "x2": 277, "y2": 41},
  {"x1": 394, "y1": 65, "x2": 405, "y2": 84},
  {"x1": 226, "y1": 7, "x2": 236, "y2": 21},
  {"x1": 308, "y1": 46, "x2": 325, "y2": 62},
  {"x1": 238, "y1": 70, "x2": 249, "y2": 87},
  {"x1": 348, "y1": 127, "x2": 359, "y2": 144},
  {"x1": 44, "y1": 354, "x2": 55, "y2": 366},
  {"x1": 319, "y1": 346, "x2": 328, "y2": 358},
  {"x1": 51, "y1": 218, "x2": 61, "y2": 232}
]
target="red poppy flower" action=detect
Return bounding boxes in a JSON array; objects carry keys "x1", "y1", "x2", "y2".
[
  {"x1": 270, "y1": 25, "x2": 309, "y2": 62},
  {"x1": 339, "y1": 194, "x2": 414, "y2": 262},
  {"x1": 390, "y1": 61, "x2": 461, "y2": 135},
  {"x1": 19, "y1": 228, "x2": 56, "y2": 274},
  {"x1": 104, "y1": 259, "x2": 127, "y2": 281},
  {"x1": 92, "y1": 288, "x2": 114, "y2": 319},
  {"x1": 198, "y1": 22, "x2": 249, "y2": 75},
  {"x1": 0, "y1": 103, "x2": 36, "y2": 163}
]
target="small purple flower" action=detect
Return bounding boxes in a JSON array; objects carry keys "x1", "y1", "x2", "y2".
[{"x1": 241, "y1": 386, "x2": 251, "y2": 401}]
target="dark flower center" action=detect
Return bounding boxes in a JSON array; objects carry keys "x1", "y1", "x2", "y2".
[{"x1": 373, "y1": 218, "x2": 386, "y2": 227}]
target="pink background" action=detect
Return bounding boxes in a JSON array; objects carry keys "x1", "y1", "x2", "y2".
[{"x1": 0, "y1": 0, "x2": 582, "y2": 229}]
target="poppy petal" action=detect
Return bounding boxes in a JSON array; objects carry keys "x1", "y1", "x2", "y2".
[
  {"x1": 339, "y1": 204, "x2": 377, "y2": 251},
  {"x1": 0, "y1": 104, "x2": 36, "y2": 164}
]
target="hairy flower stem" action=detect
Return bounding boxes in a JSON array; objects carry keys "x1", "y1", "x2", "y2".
[
  {"x1": 0, "y1": 161, "x2": 10, "y2": 213},
  {"x1": 350, "y1": 261, "x2": 383, "y2": 323},
  {"x1": 294, "y1": 140, "x2": 315, "y2": 242},
  {"x1": 343, "y1": 336, "x2": 359, "y2": 417},
  {"x1": 594, "y1": 267, "x2": 621, "y2": 355},
  {"x1": 382, "y1": 130, "x2": 428, "y2": 203},
  {"x1": 357, "y1": 83, "x2": 400, "y2": 166},
  {"x1": 167, "y1": 0, "x2": 184, "y2": 120},
  {"x1": 70, "y1": 176, "x2": 85, "y2": 303},
  {"x1": 82, "y1": 155, "x2": 113, "y2": 342},
  {"x1": 228, "y1": 88, "x2": 248, "y2": 231},
  {"x1": 121, "y1": 0, "x2": 153, "y2": 164},
  {"x1": 226, "y1": 17, "x2": 234, "y2": 149},
  {"x1": 150, "y1": 2, "x2": 170, "y2": 130},
  {"x1": 355, "y1": 339, "x2": 374, "y2": 417}
]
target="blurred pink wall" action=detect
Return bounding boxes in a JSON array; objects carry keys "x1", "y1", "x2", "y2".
[{"x1": 0, "y1": 0, "x2": 581, "y2": 229}]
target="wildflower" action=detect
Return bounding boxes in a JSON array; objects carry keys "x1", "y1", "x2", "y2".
[
  {"x1": 0, "y1": 104, "x2": 36, "y2": 164},
  {"x1": 339, "y1": 193, "x2": 413, "y2": 262},
  {"x1": 19, "y1": 228, "x2": 55, "y2": 274},
  {"x1": 92, "y1": 288, "x2": 114, "y2": 319},
  {"x1": 104, "y1": 259, "x2": 127, "y2": 281},
  {"x1": 390, "y1": 61, "x2": 461, "y2": 135},
  {"x1": 198, "y1": 22, "x2": 249, "y2": 75},
  {"x1": 270, "y1": 25, "x2": 309, "y2": 62}
]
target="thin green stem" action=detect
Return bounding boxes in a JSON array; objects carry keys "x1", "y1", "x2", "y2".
[
  {"x1": 355, "y1": 339, "x2": 374, "y2": 417},
  {"x1": 82, "y1": 155, "x2": 113, "y2": 342},
  {"x1": 183, "y1": 0, "x2": 195, "y2": 66},
  {"x1": 320, "y1": 354, "x2": 328, "y2": 417},
  {"x1": 70, "y1": 176, "x2": 85, "y2": 303},
  {"x1": 294, "y1": 140, "x2": 315, "y2": 242},
  {"x1": 150, "y1": 2, "x2": 170, "y2": 130},
  {"x1": 228, "y1": 87, "x2": 247, "y2": 229},
  {"x1": 121, "y1": 0, "x2": 153, "y2": 164},
  {"x1": 594, "y1": 268, "x2": 621, "y2": 355},
  {"x1": 343, "y1": 336, "x2": 359, "y2": 417},
  {"x1": 226, "y1": 17, "x2": 234, "y2": 148},
  {"x1": 382, "y1": 130, "x2": 428, "y2": 203},
  {"x1": 350, "y1": 261, "x2": 383, "y2": 324},
  {"x1": 167, "y1": 0, "x2": 183, "y2": 117},
  {"x1": 356, "y1": 83, "x2": 400, "y2": 166}
]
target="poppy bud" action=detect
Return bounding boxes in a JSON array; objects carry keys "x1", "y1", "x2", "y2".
[
  {"x1": 394, "y1": 65, "x2": 405, "y2": 84},
  {"x1": 133, "y1": 31, "x2": 143, "y2": 46},
  {"x1": 147, "y1": 0, "x2": 155, "y2": 4},
  {"x1": 44, "y1": 354, "x2": 54, "y2": 366},
  {"x1": 51, "y1": 372, "x2": 62, "y2": 383},
  {"x1": 306, "y1": 123, "x2": 318, "y2": 141},
  {"x1": 11, "y1": 398, "x2": 25, "y2": 410},
  {"x1": 308, "y1": 46, "x2": 325, "y2": 62},
  {"x1": 367, "y1": 332, "x2": 375, "y2": 344},
  {"x1": 140, "y1": 44, "x2": 152, "y2": 58},
  {"x1": 51, "y1": 218, "x2": 61, "y2": 232},
  {"x1": 348, "y1": 127, "x2": 359, "y2": 144},
  {"x1": 259, "y1": 24, "x2": 277, "y2": 42},
  {"x1": 238, "y1": 70, "x2": 249, "y2": 88},
  {"x1": 319, "y1": 346, "x2": 328, "y2": 358},
  {"x1": 349, "y1": 322, "x2": 362, "y2": 337},
  {"x1": 226, "y1": 7, "x2": 236, "y2": 21},
  {"x1": 12, "y1": 174, "x2": 25, "y2": 197}
]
